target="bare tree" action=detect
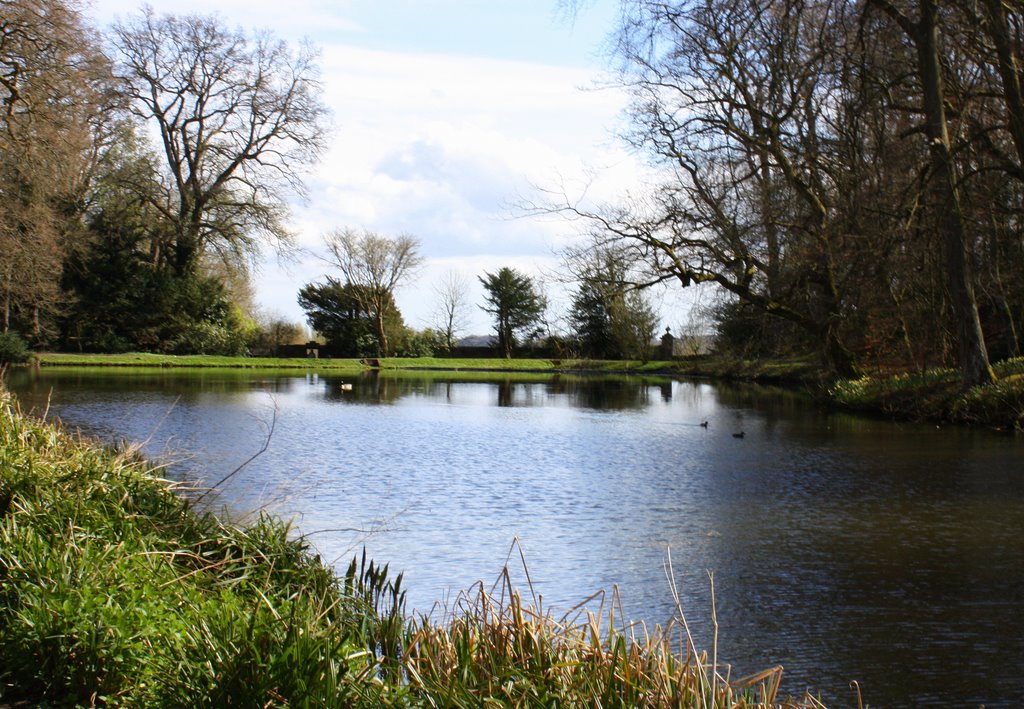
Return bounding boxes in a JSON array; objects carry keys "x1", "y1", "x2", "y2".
[
  {"x1": 1, "y1": 0, "x2": 117, "y2": 338},
  {"x1": 869, "y1": 0, "x2": 996, "y2": 387},
  {"x1": 323, "y1": 228, "x2": 423, "y2": 356},
  {"x1": 111, "y1": 9, "x2": 330, "y2": 276},
  {"x1": 433, "y1": 269, "x2": 470, "y2": 352},
  {"x1": 541, "y1": 0, "x2": 867, "y2": 377}
]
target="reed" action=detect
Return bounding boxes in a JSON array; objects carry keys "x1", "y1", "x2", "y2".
[{"x1": 403, "y1": 557, "x2": 824, "y2": 709}]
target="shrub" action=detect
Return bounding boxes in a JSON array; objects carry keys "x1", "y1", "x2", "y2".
[
  {"x1": 951, "y1": 375, "x2": 1024, "y2": 431},
  {"x1": 0, "y1": 332, "x2": 30, "y2": 364}
]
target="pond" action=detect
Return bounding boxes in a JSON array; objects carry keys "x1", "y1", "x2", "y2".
[{"x1": 4, "y1": 366, "x2": 1023, "y2": 708}]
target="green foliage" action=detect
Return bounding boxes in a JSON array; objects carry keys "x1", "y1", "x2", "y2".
[
  {"x1": 952, "y1": 375, "x2": 1024, "y2": 430},
  {"x1": 0, "y1": 394, "x2": 382, "y2": 706},
  {"x1": 249, "y1": 316, "x2": 306, "y2": 356},
  {"x1": 568, "y1": 246, "x2": 659, "y2": 361},
  {"x1": 298, "y1": 277, "x2": 404, "y2": 358},
  {"x1": 570, "y1": 280, "x2": 618, "y2": 358},
  {"x1": 33, "y1": 352, "x2": 367, "y2": 369},
  {"x1": 393, "y1": 328, "x2": 442, "y2": 358},
  {"x1": 479, "y1": 267, "x2": 544, "y2": 359},
  {"x1": 830, "y1": 358, "x2": 1024, "y2": 430},
  {"x1": 712, "y1": 300, "x2": 814, "y2": 361},
  {"x1": 571, "y1": 284, "x2": 659, "y2": 361},
  {"x1": 0, "y1": 332, "x2": 30, "y2": 364},
  {"x1": 615, "y1": 291, "x2": 659, "y2": 361},
  {"x1": 61, "y1": 211, "x2": 252, "y2": 356}
]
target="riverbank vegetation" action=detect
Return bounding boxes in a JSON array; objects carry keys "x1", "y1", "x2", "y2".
[
  {"x1": 31, "y1": 351, "x2": 366, "y2": 370},
  {"x1": 29, "y1": 351, "x2": 816, "y2": 378},
  {"x1": 0, "y1": 392, "x2": 826, "y2": 707},
  {"x1": 831, "y1": 357, "x2": 1024, "y2": 431}
]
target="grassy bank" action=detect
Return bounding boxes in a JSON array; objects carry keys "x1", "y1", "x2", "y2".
[
  {"x1": 33, "y1": 351, "x2": 367, "y2": 370},
  {"x1": 831, "y1": 357, "x2": 1024, "y2": 432},
  {"x1": 0, "y1": 391, "x2": 825, "y2": 707},
  {"x1": 31, "y1": 351, "x2": 819, "y2": 381}
]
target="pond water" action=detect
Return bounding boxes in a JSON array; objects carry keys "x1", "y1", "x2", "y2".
[{"x1": 4, "y1": 366, "x2": 1023, "y2": 708}]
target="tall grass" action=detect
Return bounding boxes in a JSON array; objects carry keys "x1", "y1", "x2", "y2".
[
  {"x1": 0, "y1": 391, "x2": 379, "y2": 706},
  {"x1": 399, "y1": 548, "x2": 825, "y2": 709},
  {"x1": 0, "y1": 389, "x2": 828, "y2": 707}
]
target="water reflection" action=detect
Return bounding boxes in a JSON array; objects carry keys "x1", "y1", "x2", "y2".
[{"x1": 4, "y1": 367, "x2": 1023, "y2": 708}]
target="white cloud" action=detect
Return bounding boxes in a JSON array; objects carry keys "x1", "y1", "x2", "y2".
[{"x1": 248, "y1": 42, "x2": 654, "y2": 334}]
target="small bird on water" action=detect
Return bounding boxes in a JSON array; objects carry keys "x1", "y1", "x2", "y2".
[
  {"x1": 700, "y1": 420, "x2": 709, "y2": 428},
  {"x1": 732, "y1": 431, "x2": 745, "y2": 439}
]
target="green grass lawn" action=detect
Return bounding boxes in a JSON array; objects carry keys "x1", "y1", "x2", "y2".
[
  {"x1": 34, "y1": 351, "x2": 367, "y2": 369},
  {"x1": 31, "y1": 351, "x2": 820, "y2": 381},
  {"x1": 33, "y1": 351, "x2": 676, "y2": 373}
]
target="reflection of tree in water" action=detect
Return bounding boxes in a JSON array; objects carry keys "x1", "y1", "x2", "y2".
[
  {"x1": 10, "y1": 369, "x2": 303, "y2": 403},
  {"x1": 495, "y1": 379, "x2": 550, "y2": 407},
  {"x1": 712, "y1": 382, "x2": 813, "y2": 435},
  {"x1": 497, "y1": 379, "x2": 514, "y2": 407},
  {"x1": 322, "y1": 372, "x2": 403, "y2": 404},
  {"x1": 319, "y1": 372, "x2": 688, "y2": 411},
  {"x1": 546, "y1": 377, "x2": 658, "y2": 411}
]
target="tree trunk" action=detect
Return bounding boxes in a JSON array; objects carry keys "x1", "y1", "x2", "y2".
[
  {"x1": 173, "y1": 236, "x2": 199, "y2": 278},
  {"x1": 2, "y1": 266, "x2": 10, "y2": 334},
  {"x1": 499, "y1": 325, "x2": 513, "y2": 359},
  {"x1": 982, "y1": 0, "x2": 1024, "y2": 172},
  {"x1": 374, "y1": 310, "x2": 390, "y2": 357},
  {"x1": 824, "y1": 323, "x2": 859, "y2": 380},
  {"x1": 916, "y1": 0, "x2": 995, "y2": 388}
]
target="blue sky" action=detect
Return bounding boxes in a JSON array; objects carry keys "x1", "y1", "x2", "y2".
[{"x1": 85, "y1": 0, "x2": 679, "y2": 336}]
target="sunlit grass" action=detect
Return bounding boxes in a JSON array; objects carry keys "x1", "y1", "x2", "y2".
[
  {"x1": 0, "y1": 391, "x2": 378, "y2": 706},
  {"x1": 34, "y1": 351, "x2": 367, "y2": 370},
  {"x1": 31, "y1": 351, "x2": 822, "y2": 384}
]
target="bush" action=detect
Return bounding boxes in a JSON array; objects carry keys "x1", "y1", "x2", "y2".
[
  {"x1": 0, "y1": 332, "x2": 30, "y2": 364},
  {"x1": 951, "y1": 375, "x2": 1024, "y2": 431},
  {"x1": 394, "y1": 328, "x2": 442, "y2": 357}
]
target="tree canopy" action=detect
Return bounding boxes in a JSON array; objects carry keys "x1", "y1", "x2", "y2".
[
  {"x1": 0, "y1": 0, "x2": 325, "y2": 354},
  {"x1": 111, "y1": 8, "x2": 330, "y2": 276},
  {"x1": 567, "y1": 245, "x2": 659, "y2": 360},
  {"x1": 479, "y1": 267, "x2": 544, "y2": 359},
  {"x1": 1, "y1": 0, "x2": 116, "y2": 339},
  {"x1": 322, "y1": 229, "x2": 423, "y2": 356},
  {"x1": 298, "y1": 277, "x2": 404, "y2": 357},
  {"x1": 546, "y1": 0, "x2": 1024, "y2": 381}
]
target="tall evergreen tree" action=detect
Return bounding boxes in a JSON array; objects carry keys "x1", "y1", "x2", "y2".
[{"x1": 479, "y1": 267, "x2": 544, "y2": 359}]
